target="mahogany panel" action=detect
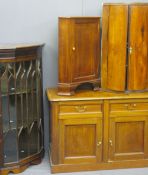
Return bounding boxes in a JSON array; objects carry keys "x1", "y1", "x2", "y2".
[
  {"x1": 72, "y1": 18, "x2": 100, "y2": 82},
  {"x1": 102, "y1": 4, "x2": 128, "y2": 91},
  {"x1": 128, "y1": 5, "x2": 148, "y2": 90}
]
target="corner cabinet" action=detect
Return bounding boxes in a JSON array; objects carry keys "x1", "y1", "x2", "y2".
[
  {"x1": 102, "y1": 3, "x2": 148, "y2": 92},
  {"x1": 58, "y1": 17, "x2": 101, "y2": 95},
  {"x1": 0, "y1": 44, "x2": 44, "y2": 175},
  {"x1": 47, "y1": 88, "x2": 148, "y2": 173}
]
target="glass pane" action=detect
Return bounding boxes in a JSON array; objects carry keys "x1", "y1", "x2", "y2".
[
  {"x1": 9, "y1": 95, "x2": 16, "y2": 130},
  {"x1": 29, "y1": 122, "x2": 39, "y2": 155},
  {"x1": 3, "y1": 130, "x2": 17, "y2": 163},
  {"x1": 1, "y1": 64, "x2": 8, "y2": 95},
  {"x1": 28, "y1": 92, "x2": 33, "y2": 126},
  {"x1": 2, "y1": 96, "x2": 9, "y2": 133},
  {"x1": 16, "y1": 63, "x2": 23, "y2": 92},
  {"x1": 22, "y1": 94, "x2": 27, "y2": 127},
  {"x1": 16, "y1": 94, "x2": 22, "y2": 128},
  {"x1": 18, "y1": 128, "x2": 28, "y2": 159},
  {"x1": 32, "y1": 92, "x2": 37, "y2": 121},
  {"x1": 39, "y1": 119, "x2": 44, "y2": 151},
  {"x1": 8, "y1": 63, "x2": 15, "y2": 94}
]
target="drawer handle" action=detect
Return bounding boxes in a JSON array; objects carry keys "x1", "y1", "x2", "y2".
[
  {"x1": 75, "y1": 106, "x2": 86, "y2": 113},
  {"x1": 124, "y1": 104, "x2": 137, "y2": 110}
]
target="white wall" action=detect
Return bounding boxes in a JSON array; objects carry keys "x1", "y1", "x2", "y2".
[{"x1": 0, "y1": 0, "x2": 147, "y2": 150}]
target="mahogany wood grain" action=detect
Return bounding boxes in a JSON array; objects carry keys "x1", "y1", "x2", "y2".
[
  {"x1": 58, "y1": 17, "x2": 101, "y2": 95},
  {"x1": 47, "y1": 88, "x2": 148, "y2": 173},
  {"x1": 109, "y1": 116, "x2": 148, "y2": 161},
  {"x1": 102, "y1": 3, "x2": 148, "y2": 92},
  {"x1": 102, "y1": 4, "x2": 128, "y2": 91},
  {"x1": 128, "y1": 5, "x2": 148, "y2": 90}
]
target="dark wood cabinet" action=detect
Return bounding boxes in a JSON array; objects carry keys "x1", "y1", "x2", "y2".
[
  {"x1": 102, "y1": 3, "x2": 148, "y2": 92},
  {"x1": 47, "y1": 88, "x2": 148, "y2": 173},
  {"x1": 0, "y1": 44, "x2": 44, "y2": 175},
  {"x1": 58, "y1": 17, "x2": 101, "y2": 95},
  {"x1": 0, "y1": 89, "x2": 3, "y2": 167}
]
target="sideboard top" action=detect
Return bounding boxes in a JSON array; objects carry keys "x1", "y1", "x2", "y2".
[{"x1": 46, "y1": 88, "x2": 148, "y2": 102}]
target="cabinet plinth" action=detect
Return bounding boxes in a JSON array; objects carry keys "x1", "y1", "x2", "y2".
[
  {"x1": 58, "y1": 17, "x2": 101, "y2": 95},
  {"x1": 47, "y1": 88, "x2": 148, "y2": 173}
]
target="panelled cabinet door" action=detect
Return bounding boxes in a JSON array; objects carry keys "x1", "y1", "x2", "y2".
[
  {"x1": 102, "y1": 4, "x2": 128, "y2": 91},
  {"x1": 71, "y1": 18, "x2": 100, "y2": 83},
  {"x1": 109, "y1": 116, "x2": 148, "y2": 161},
  {"x1": 59, "y1": 118, "x2": 102, "y2": 164},
  {"x1": 128, "y1": 5, "x2": 148, "y2": 91}
]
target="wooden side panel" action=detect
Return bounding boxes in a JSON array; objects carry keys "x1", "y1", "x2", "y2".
[
  {"x1": 102, "y1": 5, "x2": 128, "y2": 91},
  {"x1": 0, "y1": 86, "x2": 3, "y2": 167},
  {"x1": 72, "y1": 18, "x2": 100, "y2": 82},
  {"x1": 50, "y1": 102, "x2": 60, "y2": 164},
  {"x1": 128, "y1": 5, "x2": 148, "y2": 91},
  {"x1": 58, "y1": 18, "x2": 71, "y2": 83}
]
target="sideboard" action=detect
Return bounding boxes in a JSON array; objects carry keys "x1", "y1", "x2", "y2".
[{"x1": 47, "y1": 88, "x2": 148, "y2": 173}]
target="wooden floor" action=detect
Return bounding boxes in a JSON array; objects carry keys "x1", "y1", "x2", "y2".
[{"x1": 8, "y1": 154, "x2": 148, "y2": 175}]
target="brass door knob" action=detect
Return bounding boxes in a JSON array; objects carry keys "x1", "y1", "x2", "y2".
[
  {"x1": 72, "y1": 47, "x2": 76, "y2": 51},
  {"x1": 97, "y1": 141, "x2": 102, "y2": 147},
  {"x1": 109, "y1": 140, "x2": 113, "y2": 146},
  {"x1": 129, "y1": 47, "x2": 133, "y2": 54}
]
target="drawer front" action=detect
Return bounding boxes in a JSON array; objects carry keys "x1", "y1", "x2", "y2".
[
  {"x1": 59, "y1": 102, "x2": 102, "y2": 115},
  {"x1": 110, "y1": 100, "x2": 148, "y2": 112}
]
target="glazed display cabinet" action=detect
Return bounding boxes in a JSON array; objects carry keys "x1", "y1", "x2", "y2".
[{"x1": 0, "y1": 44, "x2": 44, "y2": 175}]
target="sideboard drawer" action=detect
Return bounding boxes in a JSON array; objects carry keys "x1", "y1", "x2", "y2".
[
  {"x1": 59, "y1": 103, "x2": 102, "y2": 115},
  {"x1": 110, "y1": 101, "x2": 148, "y2": 112}
]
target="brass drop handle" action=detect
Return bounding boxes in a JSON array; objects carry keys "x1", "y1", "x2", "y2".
[
  {"x1": 129, "y1": 47, "x2": 133, "y2": 54},
  {"x1": 125, "y1": 103, "x2": 137, "y2": 110},
  {"x1": 97, "y1": 141, "x2": 102, "y2": 147},
  {"x1": 72, "y1": 47, "x2": 76, "y2": 51},
  {"x1": 109, "y1": 140, "x2": 113, "y2": 146},
  {"x1": 75, "y1": 106, "x2": 86, "y2": 113}
]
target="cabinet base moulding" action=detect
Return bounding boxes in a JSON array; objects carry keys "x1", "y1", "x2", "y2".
[
  {"x1": 58, "y1": 79, "x2": 100, "y2": 96},
  {"x1": 0, "y1": 149, "x2": 44, "y2": 175},
  {"x1": 50, "y1": 157, "x2": 148, "y2": 174}
]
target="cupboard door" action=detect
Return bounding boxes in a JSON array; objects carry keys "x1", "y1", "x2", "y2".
[
  {"x1": 128, "y1": 5, "x2": 148, "y2": 91},
  {"x1": 109, "y1": 116, "x2": 148, "y2": 161},
  {"x1": 71, "y1": 18, "x2": 100, "y2": 82},
  {"x1": 59, "y1": 118, "x2": 102, "y2": 164},
  {"x1": 102, "y1": 5, "x2": 128, "y2": 91}
]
